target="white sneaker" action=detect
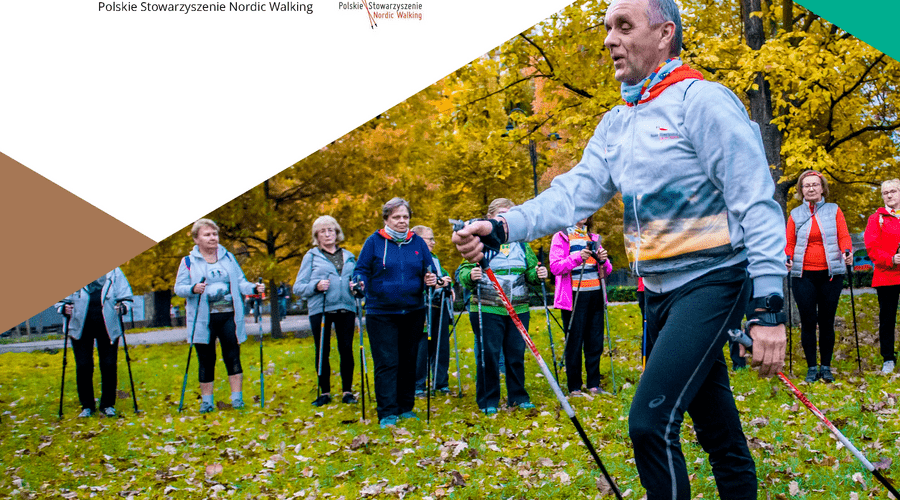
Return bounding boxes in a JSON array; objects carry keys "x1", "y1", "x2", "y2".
[
  {"x1": 883, "y1": 360, "x2": 895, "y2": 374},
  {"x1": 78, "y1": 408, "x2": 93, "y2": 418}
]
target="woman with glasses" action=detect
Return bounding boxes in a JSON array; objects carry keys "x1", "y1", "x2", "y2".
[
  {"x1": 294, "y1": 215, "x2": 359, "y2": 407},
  {"x1": 785, "y1": 170, "x2": 852, "y2": 383}
]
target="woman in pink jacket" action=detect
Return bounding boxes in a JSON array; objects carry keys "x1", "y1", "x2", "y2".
[{"x1": 549, "y1": 216, "x2": 613, "y2": 395}]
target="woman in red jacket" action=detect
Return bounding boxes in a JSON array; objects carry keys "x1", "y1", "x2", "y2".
[
  {"x1": 785, "y1": 170, "x2": 853, "y2": 383},
  {"x1": 864, "y1": 178, "x2": 900, "y2": 375}
]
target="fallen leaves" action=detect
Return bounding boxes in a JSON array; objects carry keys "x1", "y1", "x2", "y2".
[
  {"x1": 350, "y1": 434, "x2": 370, "y2": 450},
  {"x1": 206, "y1": 464, "x2": 225, "y2": 477}
]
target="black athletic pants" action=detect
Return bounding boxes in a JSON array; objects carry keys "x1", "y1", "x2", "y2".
[
  {"x1": 194, "y1": 312, "x2": 242, "y2": 383},
  {"x1": 367, "y1": 310, "x2": 426, "y2": 421},
  {"x1": 876, "y1": 284, "x2": 900, "y2": 362},
  {"x1": 72, "y1": 310, "x2": 119, "y2": 411},
  {"x1": 791, "y1": 270, "x2": 843, "y2": 367},
  {"x1": 630, "y1": 265, "x2": 756, "y2": 500},
  {"x1": 310, "y1": 310, "x2": 356, "y2": 394},
  {"x1": 560, "y1": 288, "x2": 604, "y2": 392},
  {"x1": 471, "y1": 311, "x2": 530, "y2": 409}
]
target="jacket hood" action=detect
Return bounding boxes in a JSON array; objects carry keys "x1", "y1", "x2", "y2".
[
  {"x1": 876, "y1": 206, "x2": 900, "y2": 217},
  {"x1": 190, "y1": 244, "x2": 227, "y2": 260}
]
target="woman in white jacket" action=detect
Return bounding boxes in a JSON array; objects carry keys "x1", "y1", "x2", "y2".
[
  {"x1": 175, "y1": 219, "x2": 264, "y2": 414},
  {"x1": 57, "y1": 267, "x2": 133, "y2": 418}
]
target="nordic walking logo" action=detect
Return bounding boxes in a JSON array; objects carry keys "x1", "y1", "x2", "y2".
[{"x1": 338, "y1": 1, "x2": 424, "y2": 29}]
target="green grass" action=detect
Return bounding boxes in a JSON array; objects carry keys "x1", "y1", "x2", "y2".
[{"x1": 1, "y1": 298, "x2": 898, "y2": 498}]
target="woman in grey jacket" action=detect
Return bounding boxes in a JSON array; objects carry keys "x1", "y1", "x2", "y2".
[
  {"x1": 175, "y1": 219, "x2": 264, "y2": 413},
  {"x1": 57, "y1": 267, "x2": 133, "y2": 417},
  {"x1": 293, "y1": 216, "x2": 358, "y2": 407}
]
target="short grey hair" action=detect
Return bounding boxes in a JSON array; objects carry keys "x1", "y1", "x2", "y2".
[
  {"x1": 411, "y1": 225, "x2": 432, "y2": 237},
  {"x1": 382, "y1": 197, "x2": 412, "y2": 220},
  {"x1": 310, "y1": 215, "x2": 345, "y2": 247},
  {"x1": 882, "y1": 179, "x2": 900, "y2": 193},
  {"x1": 647, "y1": 0, "x2": 682, "y2": 56},
  {"x1": 191, "y1": 218, "x2": 219, "y2": 239}
]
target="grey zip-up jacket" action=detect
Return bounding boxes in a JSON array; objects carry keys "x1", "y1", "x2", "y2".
[
  {"x1": 293, "y1": 247, "x2": 357, "y2": 314},
  {"x1": 174, "y1": 245, "x2": 257, "y2": 344},
  {"x1": 789, "y1": 201, "x2": 847, "y2": 277},
  {"x1": 56, "y1": 267, "x2": 133, "y2": 341},
  {"x1": 501, "y1": 79, "x2": 786, "y2": 297}
]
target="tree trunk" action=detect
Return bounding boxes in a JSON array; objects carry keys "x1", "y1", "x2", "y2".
[
  {"x1": 742, "y1": 0, "x2": 788, "y2": 214},
  {"x1": 150, "y1": 290, "x2": 172, "y2": 328}
]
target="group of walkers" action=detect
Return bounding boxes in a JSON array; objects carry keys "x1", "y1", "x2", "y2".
[
  {"x1": 50, "y1": 0, "x2": 900, "y2": 497},
  {"x1": 785, "y1": 172, "x2": 900, "y2": 382},
  {"x1": 292, "y1": 197, "x2": 615, "y2": 425}
]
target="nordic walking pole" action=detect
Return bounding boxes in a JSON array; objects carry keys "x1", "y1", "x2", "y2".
[
  {"x1": 316, "y1": 277, "x2": 327, "y2": 401},
  {"x1": 432, "y1": 286, "x2": 446, "y2": 394},
  {"x1": 475, "y1": 277, "x2": 487, "y2": 414},
  {"x1": 537, "y1": 249, "x2": 560, "y2": 381},
  {"x1": 600, "y1": 277, "x2": 617, "y2": 395},
  {"x1": 257, "y1": 278, "x2": 265, "y2": 408},
  {"x1": 426, "y1": 265, "x2": 434, "y2": 424},
  {"x1": 846, "y1": 258, "x2": 862, "y2": 374},
  {"x1": 786, "y1": 256, "x2": 797, "y2": 376},
  {"x1": 566, "y1": 262, "x2": 587, "y2": 350},
  {"x1": 486, "y1": 262, "x2": 622, "y2": 497},
  {"x1": 451, "y1": 221, "x2": 624, "y2": 499},
  {"x1": 116, "y1": 302, "x2": 139, "y2": 414},
  {"x1": 58, "y1": 300, "x2": 73, "y2": 418},
  {"x1": 179, "y1": 277, "x2": 205, "y2": 413},
  {"x1": 447, "y1": 294, "x2": 467, "y2": 397},
  {"x1": 778, "y1": 373, "x2": 900, "y2": 497},
  {"x1": 352, "y1": 277, "x2": 367, "y2": 420}
]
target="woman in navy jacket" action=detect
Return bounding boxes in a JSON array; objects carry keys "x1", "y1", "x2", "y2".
[{"x1": 353, "y1": 198, "x2": 436, "y2": 428}]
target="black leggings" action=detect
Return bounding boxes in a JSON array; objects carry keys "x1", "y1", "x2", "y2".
[
  {"x1": 876, "y1": 284, "x2": 900, "y2": 362},
  {"x1": 631, "y1": 265, "x2": 755, "y2": 500},
  {"x1": 560, "y1": 289, "x2": 604, "y2": 392},
  {"x1": 71, "y1": 311, "x2": 119, "y2": 410},
  {"x1": 310, "y1": 310, "x2": 356, "y2": 394},
  {"x1": 194, "y1": 312, "x2": 242, "y2": 383},
  {"x1": 791, "y1": 270, "x2": 843, "y2": 367}
]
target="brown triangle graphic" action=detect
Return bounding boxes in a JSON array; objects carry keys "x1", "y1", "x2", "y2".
[{"x1": 0, "y1": 152, "x2": 157, "y2": 331}]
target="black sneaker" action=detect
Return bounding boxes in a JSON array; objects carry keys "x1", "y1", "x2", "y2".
[
  {"x1": 804, "y1": 366, "x2": 820, "y2": 383},
  {"x1": 311, "y1": 394, "x2": 332, "y2": 407},
  {"x1": 342, "y1": 393, "x2": 358, "y2": 404},
  {"x1": 820, "y1": 366, "x2": 835, "y2": 383}
]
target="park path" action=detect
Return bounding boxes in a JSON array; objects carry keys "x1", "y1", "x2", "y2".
[
  {"x1": 0, "y1": 288, "x2": 874, "y2": 354},
  {"x1": 0, "y1": 315, "x2": 315, "y2": 354}
]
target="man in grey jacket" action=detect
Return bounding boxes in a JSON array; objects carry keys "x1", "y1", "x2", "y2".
[{"x1": 453, "y1": 0, "x2": 786, "y2": 498}]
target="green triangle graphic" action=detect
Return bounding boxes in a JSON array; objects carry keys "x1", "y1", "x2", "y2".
[{"x1": 795, "y1": 0, "x2": 899, "y2": 61}]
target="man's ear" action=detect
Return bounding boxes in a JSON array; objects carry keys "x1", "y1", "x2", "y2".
[{"x1": 658, "y1": 21, "x2": 676, "y2": 52}]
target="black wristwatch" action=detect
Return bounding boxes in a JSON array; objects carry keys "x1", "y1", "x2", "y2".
[
  {"x1": 748, "y1": 293, "x2": 783, "y2": 313},
  {"x1": 746, "y1": 293, "x2": 786, "y2": 326}
]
